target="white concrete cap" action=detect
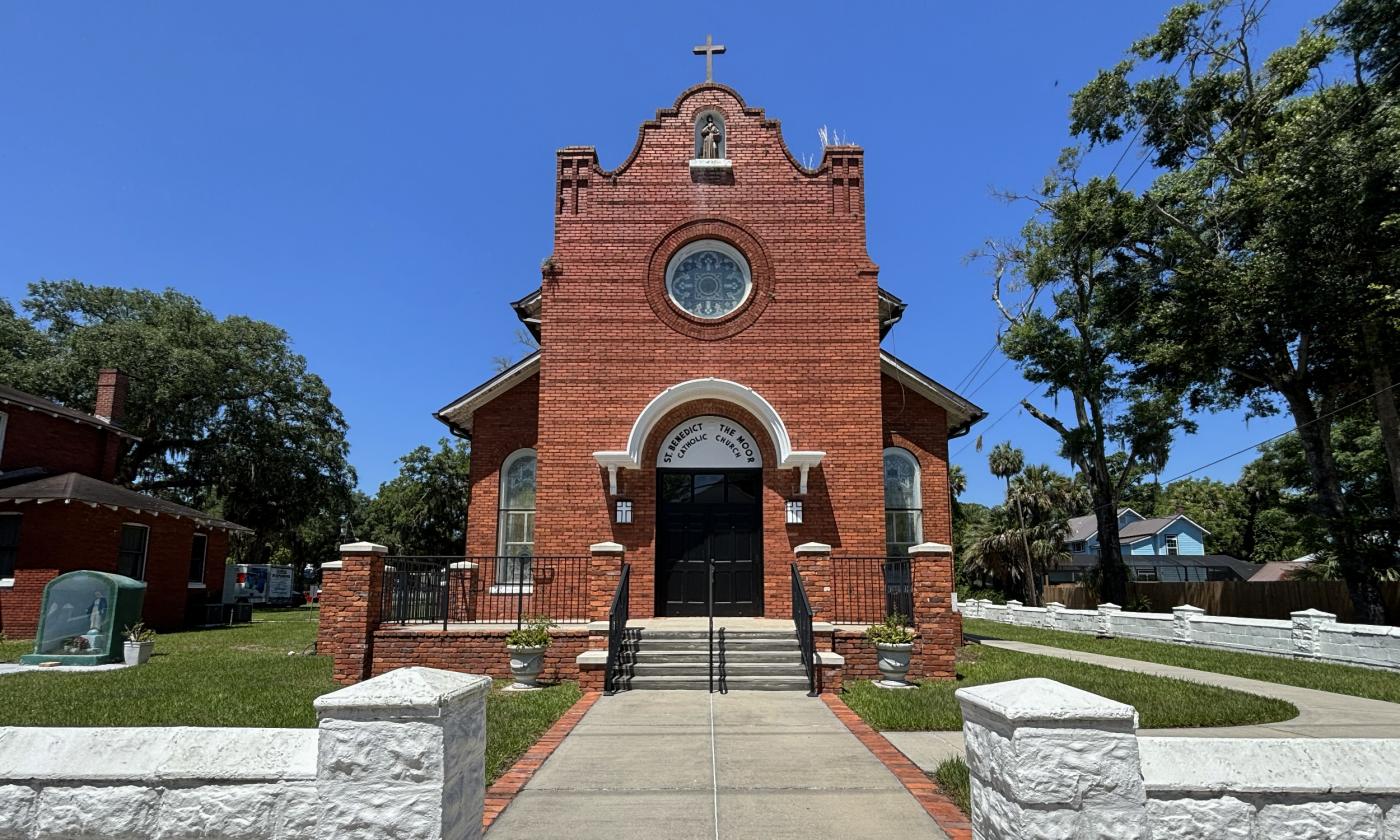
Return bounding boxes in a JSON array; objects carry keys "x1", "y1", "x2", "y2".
[
  {"x1": 1140, "y1": 737, "x2": 1400, "y2": 795},
  {"x1": 590, "y1": 541, "x2": 625, "y2": 554},
  {"x1": 314, "y1": 667, "x2": 491, "y2": 720},
  {"x1": 907, "y1": 542, "x2": 953, "y2": 555},
  {"x1": 1172, "y1": 604, "x2": 1206, "y2": 614},
  {"x1": 956, "y1": 678, "x2": 1138, "y2": 727},
  {"x1": 338, "y1": 541, "x2": 388, "y2": 555},
  {"x1": 1099, "y1": 603, "x2": 1122, "y2": 611},
  {"x1": 1045, "y1": 602, "x2": 1065, "y2": 609},
  {"x1": 576, "y1": 650, "x2": 608, "y2": 666},
  {"x1": 794, "y1": 542, "x2": 832, "y2": 555},
  {"x1": 0, "y1": 727, "x2": 317, "y2": 783},
  {"x1": 811, "y1": 622, "x2": 836, "y2": 634},
  {"x1": 814, "y1": 651, "x2": 845, "y2": 666},
  {"x1": 1290, "y1": 608, "x2": 1338, "y2": 619},
  {"x1": 320, "y1": 560, "x2": 344, "y2": 571}
]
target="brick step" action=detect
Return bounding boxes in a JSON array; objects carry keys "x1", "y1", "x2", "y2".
[
  {"x1": 628, "y1": 661, "x2": 807, "y2": 677},
  {"x1": 622, "y1": 674, "x2": 812, "y2": 691}
]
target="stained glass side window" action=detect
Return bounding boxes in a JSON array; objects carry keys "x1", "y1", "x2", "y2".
[
  {"x1": 883, "y1": 448, "x2": 923, "y2": 558},
  {"x1": 497, "y1": 449, "x2": 536, "y2": 585},
  {"x1": 665, "y1": 240, "x2": 752, "y2": 319}
]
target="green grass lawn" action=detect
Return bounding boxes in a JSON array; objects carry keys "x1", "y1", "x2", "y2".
[
  {"x1": 0, "y1": 608, "x2": 581, "y2": 785},
  {"x1": 843, "y1": 644, "x2": 1296, "y2": 731},
  {"x1": 934, "y1": 757, "x2": 971, "y2": 816},
  {"x1": 964, "y1": 617, "x2": 1400, "y2": 705}
]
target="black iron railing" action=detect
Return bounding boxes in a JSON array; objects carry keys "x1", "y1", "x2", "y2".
[
  {"x1": 605, "y1": 563, "x2": 631, "y2": 695},
  {"x1": 380, "y1": 555, "x2": 591, "y2": 629},
  {"x1": 790, "y1": 562, "x2": 816, "y2": 695},
  {"x1": 830, "y1": 556, "x2": 914, "y2": 625}
]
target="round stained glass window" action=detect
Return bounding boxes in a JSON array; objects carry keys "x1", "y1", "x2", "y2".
[{"x1": 665, "y1": 240, "x2": 752, "y2": 319}]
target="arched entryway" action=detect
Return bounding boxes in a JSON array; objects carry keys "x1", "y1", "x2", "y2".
[{"x1": 653, "y1": 415, "x2": 763, "y2": 616}]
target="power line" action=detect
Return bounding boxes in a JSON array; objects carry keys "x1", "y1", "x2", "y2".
[{"x1": 956, "y1": 0, "x2": 1359, "y2": 462}]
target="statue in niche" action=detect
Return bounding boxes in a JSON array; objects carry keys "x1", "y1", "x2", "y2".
[
  {"x1": 88, "y1": 589, "x2": 108, "y2": 632},
  {"x1": 699, "y1": 115, "x2": 723, "y2": 159}
]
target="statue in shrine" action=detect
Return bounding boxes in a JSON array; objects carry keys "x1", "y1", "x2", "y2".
[
  {"x1": 88, "y1": 589, "x2": 108, "y2": 633},
  {"x1": 700, "y1": 115, "x2": 723, "y2": 159}
]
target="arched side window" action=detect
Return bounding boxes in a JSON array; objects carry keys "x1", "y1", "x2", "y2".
[
  {"x1": 496, "y1": 448, "x2": 536, "y2": 586},
  {"x1": 883, "y1": 447, "x2": 923, "y2": 558}
]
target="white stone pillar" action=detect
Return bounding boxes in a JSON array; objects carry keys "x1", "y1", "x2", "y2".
[
  {"x1": 1291, "y1": 608, "x2": 1337, "y2": 657},
  {"x1": 314, "y1": 666, "x2": 492, "y2": 840},
  {"x1": 957, "y1": 678, "x2": 1148, "y2": 839},
  {"x1": 1044, "y1": 601, "x2": 1064, "y2": 630},
  {"x1": 1006, "y1": 600, "x2": 1022, "y2": 625},
  {"x1": 1098, "y1": 603, "x2": 1121, "y2": 637},
  {"x1": 1172, "y1": 604, "x2": 1204, "y2": 643}
]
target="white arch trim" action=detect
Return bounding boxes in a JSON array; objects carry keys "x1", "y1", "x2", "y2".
[{"x1": 593, "y1": 377, "x2": 825, "y2": 495}]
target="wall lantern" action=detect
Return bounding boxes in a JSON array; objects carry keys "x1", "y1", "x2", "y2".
[
  {"x1": 785, "y1": 499, "x2": 803, "y2": 525},
  {"x1": 615, "y1": 499, "x2": 633, "y2": 524}
]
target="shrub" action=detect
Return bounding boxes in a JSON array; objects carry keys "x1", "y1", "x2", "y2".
[
  {"x1": 865, "y1": 613, "x2": 916, "y2": 645},
  {"x1": 505, "y1": 616, "x2": 555, "y2": 648},
  {"x1": 124, "y1": 622, "x2": 157, "y2": 643}
]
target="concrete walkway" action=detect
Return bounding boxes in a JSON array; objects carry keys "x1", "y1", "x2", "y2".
[
  {"x1": 486, "y1": 690, "x2": 948, "y2": 840},
  {"x1": 887, "y1": 637, "x2": 1400, "y2": 773}
]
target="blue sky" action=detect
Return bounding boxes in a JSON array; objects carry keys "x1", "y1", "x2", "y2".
[{"x1": 0, "y1": 1, "x2": 1323, "y2": 507}]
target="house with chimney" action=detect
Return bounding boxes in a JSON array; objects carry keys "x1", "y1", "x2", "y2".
[{"x1": 0, "y1": 369, "x2": 249, "y2": 637}]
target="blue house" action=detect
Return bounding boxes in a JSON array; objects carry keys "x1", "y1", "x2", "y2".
[
  {"x1": 1049, "y1": 508, "x2": 1250, "y2": 584},
  {"x1": 1065, "y1": 508, "x2": 1209, "y2": 557}
]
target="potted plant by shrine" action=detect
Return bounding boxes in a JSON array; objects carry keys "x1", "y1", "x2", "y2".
[
  {"x1": 866, "y1": 613, "x2": 917, "y2": 689},
  {"x1": 123, "y1": 622, "x2": 157, "y2": 666},
  {"x1": 504, "y1": 617, "x2": 555, "y2": 690}
]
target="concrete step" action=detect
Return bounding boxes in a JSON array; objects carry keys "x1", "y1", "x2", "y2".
[
  {"x1": 634, "y1": 630, "x2": 796, "y2": 640},
  {"x1": 633, "y1": 638, "x2": 800, "y2": 652},
  {"x1": 630, "y1": 664, "x2": 807, "y2": 678},
  {"x1": 622, "y1": 674, "x2": 812, "y2": 691},
  {"x1": 630, "y1": 649, "x2": 801, "y2": 663}
]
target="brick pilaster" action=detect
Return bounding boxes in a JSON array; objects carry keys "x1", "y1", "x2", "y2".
[
  {"x1": 793, "y1": 542, "x2": 833, "y2": 621},
  {"x1": 587, "y1": 541, "x2": 624, "y2": 624},
  {"x1": 318, "y1": 541, "x2": 387, "y2": 685},
  {"x1": 910, "y1": 542, "x2": 957, "y2": 681}
]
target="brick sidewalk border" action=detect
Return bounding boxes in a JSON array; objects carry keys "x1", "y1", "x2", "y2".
[
  {"x1": 821, "y1": 693, "x2": 973, "y2": 840},
  {"x1": 484, "y1": 689, "x2": 603, "y2": 830}
]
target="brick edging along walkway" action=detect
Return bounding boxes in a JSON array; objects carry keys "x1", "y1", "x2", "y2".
[
  {"x1": 484, "y1": 690, "x2": 602, "y2": 830},
  {"x1": 820, "y1": 694, "x2": 972, "y2": 840}
]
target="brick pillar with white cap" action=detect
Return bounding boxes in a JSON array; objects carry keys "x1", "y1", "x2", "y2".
[{"x1": 909, "y1": 541, "x2": 958, "y2": 680}]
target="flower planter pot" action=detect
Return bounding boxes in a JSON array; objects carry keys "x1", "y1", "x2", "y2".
[
  {"x1": 506, "y1": 644, "x2": 547, "y2": 689},
  {"x1": 123, "y1": 640, "x2": 154, "y2": 667},
  {"x1": 874, "y1": 641, "x2": 914, "y2": 689}
]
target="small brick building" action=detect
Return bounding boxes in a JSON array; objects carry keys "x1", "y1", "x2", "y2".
[
  {"x1": 320, "y1": 78, "x2": 983, "y2": 689},
  {"x1": 0, "y1": 372, "x2": 248, "y2": 637}
]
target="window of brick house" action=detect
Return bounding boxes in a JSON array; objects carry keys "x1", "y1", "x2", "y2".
[
  {"x1": 189, "y1": 533, "x2": 208, "y2": 583},
  {"x1": 117, "y1": 523, "x2": 149, "y2": 580},
  {"x1": 496, "y1": 448, "x2": 536, "y2": 586},
  {"x1": 0, "y1": 514, "x2": 19, "y2": 579},
  {"x1": 883, "y1": 447, "x2": 923, "y2": 558}
]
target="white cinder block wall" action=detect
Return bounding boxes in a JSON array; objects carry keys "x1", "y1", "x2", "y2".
[
  {"x1": 0, "y1": 667, "x2": 490, "y2": 840},
  {"x1": 960, "y1": 598, "x2": 1400, "y2": 671},
  {"x1": 958, "y1": 678, "x2": 1400, "y2": 840}
]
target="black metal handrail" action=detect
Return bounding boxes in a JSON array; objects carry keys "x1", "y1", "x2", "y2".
[
  {"x1": 380, "y1": 555, "x2": 591, "y2": 629},
  {"x1": 831, "y1": 555, "x2": 914, "y2": 625},
  {"x1": 604, "y1": 563, "x2": 631, "y2": 695},
  {"x1": 790, "y1": 562, "x2": 816, "y2": 695},
  {"x1": 708, "y1": 556, "x2": 715, "y2": 693}
]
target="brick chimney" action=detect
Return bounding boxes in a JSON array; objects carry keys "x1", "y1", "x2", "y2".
[{"x1": 95, "y1": 368, "x2": 129, "y2": 425}]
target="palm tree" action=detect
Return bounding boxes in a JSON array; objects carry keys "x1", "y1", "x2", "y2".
[
  {"x1": 964, "y1": 464, "x2": 1086, "y2": 599},
  {"x1": 989, "y1": 442, "x2": 1037, "y2": 605}
]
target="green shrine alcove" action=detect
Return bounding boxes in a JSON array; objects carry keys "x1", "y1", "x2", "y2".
[{"x1": 19, "y1": 570, "x2": 147, "y2": 666}]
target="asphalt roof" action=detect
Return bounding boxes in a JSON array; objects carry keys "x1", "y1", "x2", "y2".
[
  {"x1": 0, "y1": 472, "x2": 250, "y2": 533},
  {"x1": 0, "y1": 383, "x2": 140, "y2": 440}
]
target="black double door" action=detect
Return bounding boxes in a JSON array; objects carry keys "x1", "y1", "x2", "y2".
[{"x1": 656, "y1": 470, "x2": 763, "y2": 616}]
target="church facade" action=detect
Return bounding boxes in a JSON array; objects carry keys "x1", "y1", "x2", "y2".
[
  {"x1": 435, "y1": 80, "x2": 981, "y2": 620},
  {"x1": 319, "y1": 75, "x2": 983, "y2": 690}
]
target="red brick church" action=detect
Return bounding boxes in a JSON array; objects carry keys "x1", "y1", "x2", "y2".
[{"x1": 320, "y1": 61, "x2": 983, "y2": 691}]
